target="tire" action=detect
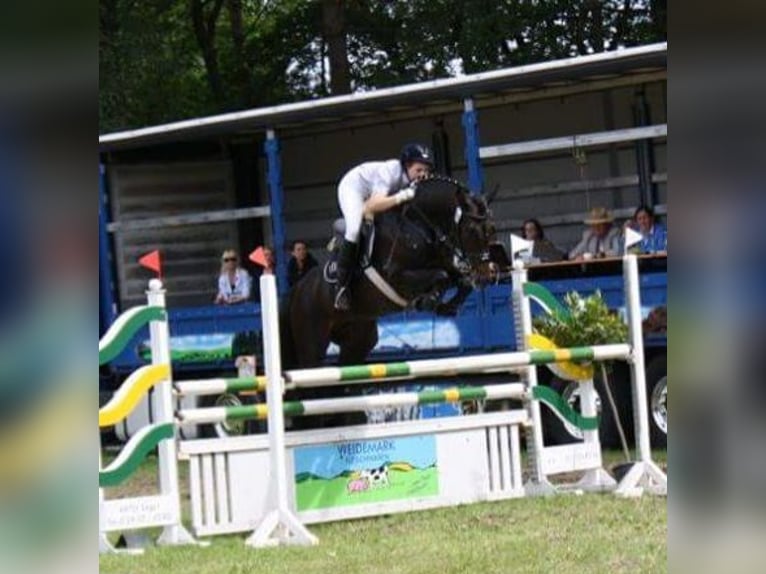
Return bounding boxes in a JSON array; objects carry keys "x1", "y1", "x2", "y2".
[
  {"x1": 645, "y1": 355, "x2": 668, "y2": 449},
  {"x1": 199, "y1": 393, "x2": 262, "y2": 438},
  {"x1": 539, "y1": 364, "x2": 633, "y2": 449}
]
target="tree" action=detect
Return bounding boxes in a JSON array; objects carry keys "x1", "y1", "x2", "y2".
[
  {"x1": 322, "y1": 0, "x2": 350, "y2": 95},
  {"x1": 99, "y1": 0, "x2": 666, "y2": 132}
]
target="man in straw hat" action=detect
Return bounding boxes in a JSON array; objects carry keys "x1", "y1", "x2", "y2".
[{"x1": 569, "y1": 207, "x2": 621, "y2": 260}]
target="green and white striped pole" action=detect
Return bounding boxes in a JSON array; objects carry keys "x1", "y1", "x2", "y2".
[
  {"x1": 177, "y1": 383, "x2": 528, "y2": 425},
  {"x1": 174, "y1": 376, "x2": 267, "y2": 397},
  {"x1": 283, "y1": 345, "x2": 629, "y2": 388}
]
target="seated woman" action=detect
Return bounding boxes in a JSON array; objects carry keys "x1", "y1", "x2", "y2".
[
  {"x1": 569, "y1": 207, "x2": 621, "y2": 260},
  {"x1": 521, "y1": 218, "x2": 565, "y2": 262},
  {"x1": 627, "y1": 205, "x2": 667, "y2": 254},
  {"x1": 214, "y1": 249, "x2": 252, "y2": 304}
]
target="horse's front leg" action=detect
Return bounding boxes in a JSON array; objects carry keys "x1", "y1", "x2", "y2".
[
  {"x1": 397, "y1": 269, "x2": 451, "y2": 312},
  {"x1": 434, "y1": 278, "x2": 473, "y2": 317}
]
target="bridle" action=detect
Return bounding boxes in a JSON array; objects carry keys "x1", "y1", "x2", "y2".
[{"x1": 403, "y1": 182, "x2": 492, "y2": 278}]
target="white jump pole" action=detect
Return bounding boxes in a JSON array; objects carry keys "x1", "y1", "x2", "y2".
[
  {"x1": 512, "y1": 262, "x2": 556, "y2": 495},
  {"x1": 148, "y1": 280, "x2": 199, "y2": 547},
  {"x1": 246, "y1": 274, "x2": 318, "y2": 547},
  {"x1": 574, "y1": 375, "x2": 617, "y2": 491},
  {"x1": 615, "y1": 255, "x2": 667, "y2": 496}
]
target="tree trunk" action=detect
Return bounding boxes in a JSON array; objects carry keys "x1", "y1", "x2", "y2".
[
  {"x1": 190, "y1": 0, "x2": 226, "y2": 104},
  {"x1": 227, "y1": 0, "x2": 252, "y2": 106},
  {"x1": 650, "y1": 0, "x2": 667, "y2": 40},
  {"x1": 322, "y1": 0, "x2": 351, "y2": 95}
]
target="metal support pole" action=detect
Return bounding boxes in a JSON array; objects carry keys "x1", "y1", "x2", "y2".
[
  {"x1": 462, "y1": 98, "x2": 484, "y2": 195},
  {"x1": 99, "y1": 164, "x2": 117, "y2": 330},
  {"x1": 633, "y1": 89, "x2": 657, "y2": 208},
  {"x1": 264, "y1": 130, "x2": 288, "y2": 296}
]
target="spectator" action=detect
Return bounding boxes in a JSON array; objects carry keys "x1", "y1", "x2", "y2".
[
  {"x1": 626, "y1": 205, "x2": 667, "y2": 254},
  {"x1": 569, "y1": 207, "x2": 621, "y2": 260},
  {"x1": 521, "y1": 218, "x2": 565, "y2": 262},
  {"x1": 287, "y1": 239, "x2": 318, "y2": 288},
  {"x1": 214, "y1": 249, "x2": 252, "y2": 304}
]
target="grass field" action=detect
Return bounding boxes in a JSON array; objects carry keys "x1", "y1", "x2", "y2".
[{"x1": 100, "y1": 450, "x2": 666, "y2": 574}]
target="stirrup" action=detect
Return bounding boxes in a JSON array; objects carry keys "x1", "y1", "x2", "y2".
[{"x1": 334, "y1": 286, "x2": 351, "y2": 311}]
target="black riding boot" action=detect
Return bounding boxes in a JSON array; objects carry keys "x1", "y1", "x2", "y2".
[{"x1": 334, "y1": 240, "x2": 358, "y2": 311}]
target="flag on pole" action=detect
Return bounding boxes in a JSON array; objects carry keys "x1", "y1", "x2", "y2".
[
  {"x1": 138, "y1": 249, "x2": 162, "y2": 277},
  {"x1": 509, "y1": 233, "x2": 534, "y2": 258},
  {"x1": 249, "y1": 246, "x2": 268, "y2": 268},
  {"x1": 624, "y1": 227, "x2": 643, "y2": 255}
]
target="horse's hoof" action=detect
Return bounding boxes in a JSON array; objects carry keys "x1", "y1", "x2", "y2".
[
  {"x1": 415, "y1": 294, "x2": 439, "y2": 312},
  {"x1": 435, "y1": 304, "x2": 458, "y2": 317}
]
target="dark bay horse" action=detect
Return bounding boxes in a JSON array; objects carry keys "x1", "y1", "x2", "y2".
[{"x1": 280, "y1": 176, "x2": 499, "y2": 371}]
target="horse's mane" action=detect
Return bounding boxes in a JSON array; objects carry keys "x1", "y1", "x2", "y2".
[
  {"x1": 404, "y1": 175, "x2": 488, "y2": 227},
  {"x1": 409, "y1": 175, "x2": 467, "y2": 215}
]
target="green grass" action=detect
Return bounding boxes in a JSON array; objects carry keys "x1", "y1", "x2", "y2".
[{"x1": 100, "y1": 450, "x2": 666, "y2": 574}]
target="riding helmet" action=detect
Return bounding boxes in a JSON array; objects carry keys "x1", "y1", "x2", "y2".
[{"x1": 400, "y1": 143, "x2": 434, "y2": 168}]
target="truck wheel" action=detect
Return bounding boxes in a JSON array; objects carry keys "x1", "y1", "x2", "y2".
[
  {"x1": 645, "y1": 355, "x2": 667, "y2": 449},
  {"x1": 200, "y1": 393, "x2": 259, "y2": 438},
  {"x1": 540, "y1": 365, "x2": 633, "y2": 449}
]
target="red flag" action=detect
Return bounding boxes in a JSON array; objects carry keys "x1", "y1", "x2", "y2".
[
  {"x1": 138, "y1": 250, "x2": 162, "y2": 277},
  {"x1": 249, "y1": 246, "x2": 267, "y2": 268}
]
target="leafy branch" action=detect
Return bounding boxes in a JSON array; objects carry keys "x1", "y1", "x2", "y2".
[{"x1": 533, "y1": 290, "x2": 628, "y2": 349}]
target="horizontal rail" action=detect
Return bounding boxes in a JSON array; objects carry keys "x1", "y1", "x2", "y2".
[
  {"x1": 107, "y1": 206, "x2": 271, "y2": 233},
  {"x1": 283, "y1": 344, "x2": 631, "y2": 389},
  {"x1": 177, "y1": 383, "x2": 527, "y2": 425},
  {"x1": 174, "y1": 376, "x2": 267, "y2": 397},
  {"x1": 480, "y1": 124, "x2": 667, "y2": 159}
]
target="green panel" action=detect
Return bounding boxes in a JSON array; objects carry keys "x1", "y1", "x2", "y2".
[
  {"x1": 532, "y1": 386, "x2": 599, "y2": 431},
  {"x1": 523, "y1": 283, "x2": 570, "y2": 319},
  {"x1": 99, "y1": 422, "x2": 174, "y2": 487},
  {"x1": 99, "y1": 306, "x2": 166, "y2": 365}
]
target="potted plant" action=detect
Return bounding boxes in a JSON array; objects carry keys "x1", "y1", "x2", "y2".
[{"x1": 532, "y1": 290, "x2": 631, "y2": 462}]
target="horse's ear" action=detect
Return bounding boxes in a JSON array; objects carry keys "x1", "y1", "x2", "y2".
[{"x1": 484, "y1": 183, "x2": 500, "y2": 205}]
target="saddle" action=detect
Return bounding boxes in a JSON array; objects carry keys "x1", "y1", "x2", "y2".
[{"x1": 323, "y1": 218, "x2": 376, "y2": 284}]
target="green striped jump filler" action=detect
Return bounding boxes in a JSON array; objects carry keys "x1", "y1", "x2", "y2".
[
  {"x1": 99, "y1": 305, "x2": 166, "y2": 366},
  {"x1": 99, "y1": 422, "x2": 175, "y2": 487},
  {"x1": 532, "y1": 386, "x2": 599, "y2": 431},
  {"x1": 522, "y1": 282, "x2": 570, "y2": 319}
]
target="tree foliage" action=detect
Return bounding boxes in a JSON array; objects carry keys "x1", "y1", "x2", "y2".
[{"x1": 99, "y1": 0, "x2": 666, "y2": 132}]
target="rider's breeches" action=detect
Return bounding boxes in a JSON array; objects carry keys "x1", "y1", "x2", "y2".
[{"x1": 338, "y1": 181, "x2": 365, "y2": 243}]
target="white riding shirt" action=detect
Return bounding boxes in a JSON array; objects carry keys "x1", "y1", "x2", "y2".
[{"x1": 337, "y1": 159, "x2": 410, "y2": 242}]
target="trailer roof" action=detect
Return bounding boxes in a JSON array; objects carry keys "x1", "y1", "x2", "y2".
[{"x1": 99, "y1": 42, "x2": 666, "y2": 151}]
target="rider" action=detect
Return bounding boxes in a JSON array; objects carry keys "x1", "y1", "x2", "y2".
[{"x1": 333, "y1": 143, "x2": 434, "y2": 311}]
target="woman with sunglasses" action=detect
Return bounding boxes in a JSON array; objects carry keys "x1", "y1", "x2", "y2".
[{"x1": 214, "y1": 249, "x2": 252, "y2": 304}]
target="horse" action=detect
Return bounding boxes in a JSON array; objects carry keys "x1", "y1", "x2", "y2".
[
  {"x1": 280, "y1": 175, "x2": 500, "y2": 372},
  {"x1": 275, "y1": 175, "x2": 505, "y2": 427}
]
